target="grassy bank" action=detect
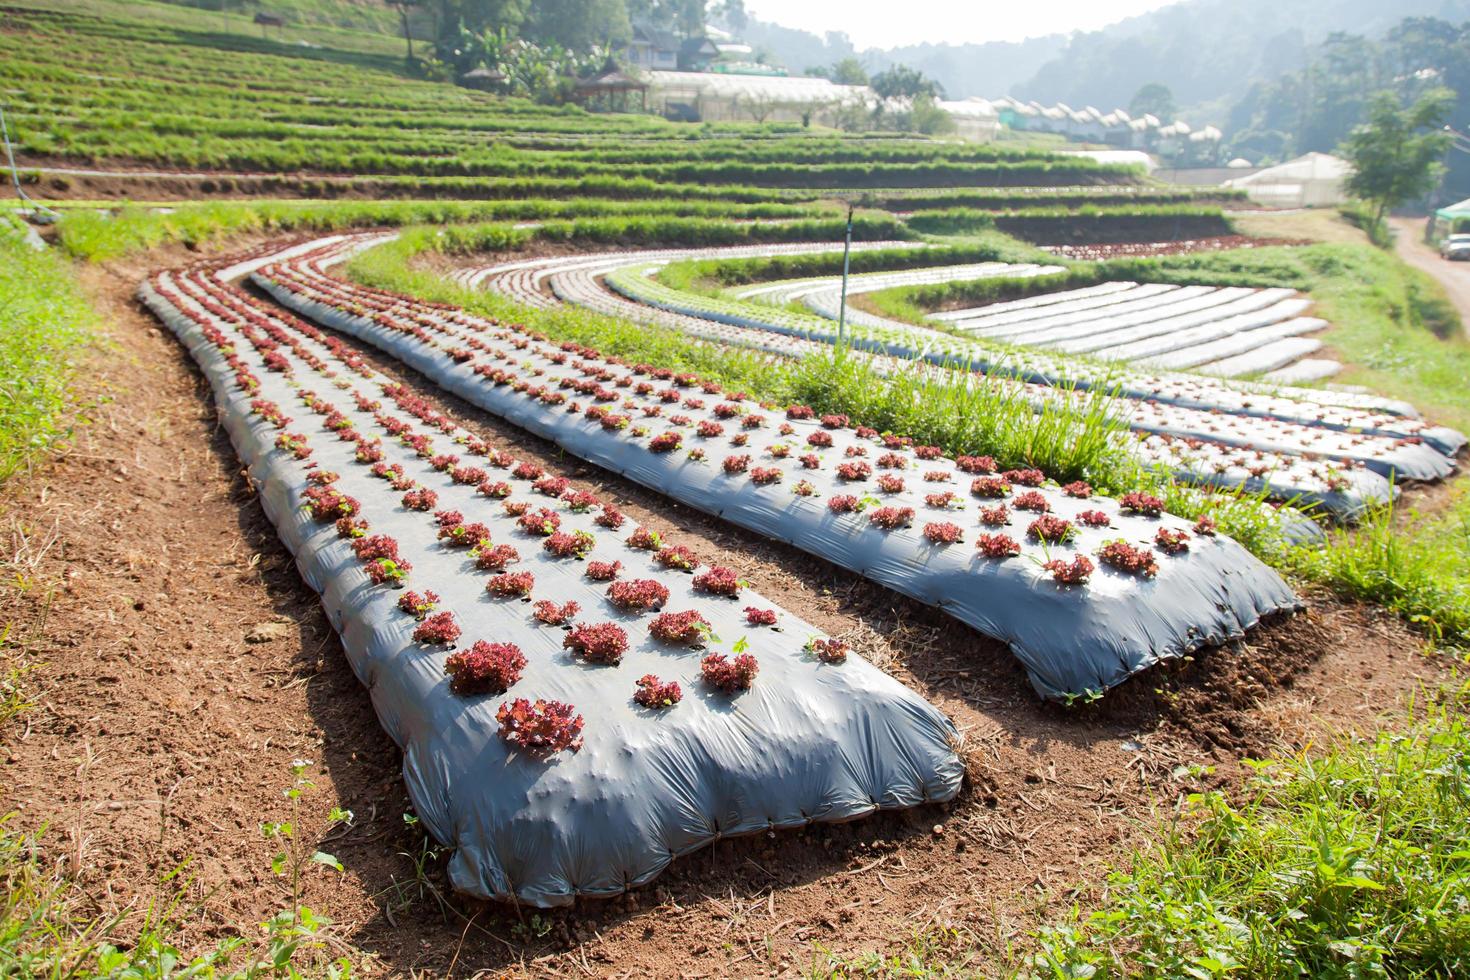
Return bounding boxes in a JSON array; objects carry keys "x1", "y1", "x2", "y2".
[{"x1": 0, "y1": 235, "x2": 93, "y2": 484}]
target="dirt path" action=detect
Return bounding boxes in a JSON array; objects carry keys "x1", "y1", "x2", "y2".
[
  {"x1": 0, "y1": 242, "x2": 1454, "y2": 977},
  {"x1": 1390, "y1": 216, "x2": 1470, "y2": 336}
]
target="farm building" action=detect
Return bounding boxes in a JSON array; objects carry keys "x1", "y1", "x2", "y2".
[
  {"x1": 644, "y1": 70, "x2": 867, "y2": 124},
  {"x1": 1224, "y1": 152, "x2": 1350, "y2": 208},
  {"x1": 935, "y1": 98, "x2": 1000, "y2": 142}
]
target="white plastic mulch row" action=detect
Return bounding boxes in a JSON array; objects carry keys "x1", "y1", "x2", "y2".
[
  {"x1": 254, "y1": 239, "x2": 1305, "y2": 703},
  {"x1": 597, "y1": 261, "x2": 1465, "y2": 474},
  {"x1": 141, "y1": 241, "x2": 965, "y2": 908},
  {"x1": 459, "y1": 246, "x2": 1402, "y2": 518}
]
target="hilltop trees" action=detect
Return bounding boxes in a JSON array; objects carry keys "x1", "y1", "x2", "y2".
[{"x1": 1340, "y1": 88, "x2": 1455, "y2": 237}]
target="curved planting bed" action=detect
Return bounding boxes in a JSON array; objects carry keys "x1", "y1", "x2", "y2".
[
  {"x1": 140, "y1": 244, "x2": 964, "y2": 907},
  {"x1": 254, "y1": 239, "x2": 1304, "y2": 700},
  {"x1": 471, "y1": 247, "x2": 1396, "y2": 518}
]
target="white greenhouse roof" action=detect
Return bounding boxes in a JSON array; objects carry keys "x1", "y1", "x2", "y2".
[
  {"x1": 1227, "y1": 152, "x2": 1350, "y2": 186},
  {"x1": 645, "y1": 71, "x2": 866, "y2": 103}
]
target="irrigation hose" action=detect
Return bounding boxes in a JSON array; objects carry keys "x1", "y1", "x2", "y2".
[{"x1": 1, "y1": 104, "x2": 59, "y2": 223}]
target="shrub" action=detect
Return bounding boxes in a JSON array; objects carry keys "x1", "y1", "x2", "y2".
[
  {"x1": 564, "y1": 621, "x2": 629, "y2": 664},
  {"x1": 496, "y1": 698, "x2": 583, "y2": 753},
  {"x1": 446, "y1": 641, "x2": 526, "y2": 695},
  {"x1": 633, "y1": 674, "x2": 682, "y2": 709},
  {"x1": 413, "y1": 611, "x2": 461, "y2": 646},
  {"x1": 701, "y1": 652, "x2": 759, "y2": 693}
]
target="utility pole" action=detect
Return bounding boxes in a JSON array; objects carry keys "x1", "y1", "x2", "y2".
[{"x1": 836, "y1": 202, "x2": 854, "y2": 356}]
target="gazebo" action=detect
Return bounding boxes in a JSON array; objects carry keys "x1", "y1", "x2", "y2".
[{"x1": 574, "y1": 61, "x2": 648, "y2": 113}]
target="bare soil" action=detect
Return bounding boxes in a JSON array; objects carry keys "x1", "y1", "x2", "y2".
[{"x1": 0, "y1": 243, "x2": 1453, "y2": 977}]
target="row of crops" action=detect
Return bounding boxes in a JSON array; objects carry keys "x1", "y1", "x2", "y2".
[
  {"x1": 138, "y1": 236, "x2": 1324, "y2": 904},
  {"x1": 3, "y1": 3, "x2": 1133, "y2": 187},
  {"x1": 458, "y1": 242, "x2": 1462, "y2": 519}
]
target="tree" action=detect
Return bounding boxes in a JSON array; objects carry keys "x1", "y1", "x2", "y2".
[
  {"x1": 709, "y1": 0, "x2": 747, "y2": 31},
  {"x1": 909, "y1": 95, "x2": 956, "y2": 136},
  {"x1": 828, "y1": 57, "x2": 868, "y2": 87},
  {"x1": 1340, "y1": 87, "x2": 1455, "y2": 235},
  {"x1": 386, "y1": 0, "x2": 423, "y2": 64},
  {"x1": 871, "y1": 64, "x2": 942, "y2": 100},
  {"x1": 523, "y1": 0, "x2": 630, "y2": 49},
  {"x1": 1128, "y1": 82, "x2": 1175, "y2": 121}
]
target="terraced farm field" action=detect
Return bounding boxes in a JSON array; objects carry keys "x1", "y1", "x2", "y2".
[{"x1": 4, "y1": 1, "x2": 1470, "y2": 976}]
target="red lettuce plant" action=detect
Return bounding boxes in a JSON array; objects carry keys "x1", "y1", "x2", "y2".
[
  {"x1": 837, "y1": 461, "x2": 873, "y2": 482},
  {"x1": 1062, "y1": 481, "x2": 1093, "y2": 499},
  {"x1": 543, "y1": 530, "x2": 596, "y2": 559},
  {"x1": 276, "y1": 433, "x2": 312, "y2": 460},
  {"x1": 922, "y1": 470, "x2": 950, "y2": 483},
  {"x1": 474, "y1": 543, "x2": 520, "y2": 571},
  {"x1": 625, "y1": 527, "x2": 663, "y2": 551},
  {"x1": 479, "y1": 480, "x2": 512, "y2": 499},
  {"x1": 1004, "y1": 468, "x2": 1045, "y2": 487},
  {"x1": 446, "y1": 641, "x2": 526, "y2": 695},
  {"x1": 585, "y1": 560, "x2": 622, "y2": 581},
  {"x1": 496, "y1": 698, "x2": 583, "y2": 753},
  {"x1": 413, "y1": 611, "x2": 462, "y2": 646},
  {"x1": 607, "y1": 578, "x2": 669, "y2": 611},
  {"x1": 1043, "y1": 555, "x2": 1094, "y2": 585},
  {"x1": 511, "y1": 461, "x2": 544, "y2": 481},
  {"x1": 649, "y1": 432, "x2": 682, "y2": 453},
  {"x1": 1155, "y1": 528, "x2": 1191, "y2": 554},
  {"x1": 806, "y1": 430, "x2": 833, "y2": 448},
  {"x1": 979, "y1": 504, "x2": 1010, "y2": 526},
  {"x1": 649, "y1": 610, "x2": 712, "y2": 645},
  {"x1": 561, "y1": 489, "x2": 599, "y2": 512},
  {"x1": 397, "y1": 590, "x2": 440, "y2": 619},
  {"x1": 915, "y1": 445, "x2": 943, "y2": 460},
  {"x1": 868, "y1": 506, "x2": 914, "y2": 531},
  {"x1": 633, "y1": 675, "x2": 682, "y2": 709},
  {"x1": 877, "y1": 452, "x2": 906, "y2": 470},
  {"x1": 806, "y1": 637, "x2": 849, "y2": 664},
  {"x1": 975, "y1": 533, "x2": 1021, "y2": 559},
  {"x1": 792, "y1": 480, "x2": 817, "y2": 497},
  {"x1": 876, "y1": 474, "x2": 905, "y2": 494},
  {"x1": 786, "y1": 405, "x2": 814, "y2": 420},
  {"x1": 402, "y1": 487, "x2": 438, "y2": 511},
  {"x1": 1120, "y1": 491, "x2": 1165, "y2": 517},
  {"x1": 595, "y1": 505, "x2": 626, "y2": 530},
  {"x1": 440, "y1": 521, "x2": 491, "y2": 548},
  {"x1": 744, "y1": 606, "x2": 777, "y2": 626},
  {"x1": 533, "y1": 475, "x2": 570, "y2": 497},
  {"x1": 517, "y1": 508, "x2": 561, "y2": 536},
  {"x1": 723, "y1": 454, "x2": 751, "y2": 475},
  {"x1": 922, "y1": 522, "x2": 963, "y2": 545},
  {"x1": 956, "y1": 455, "x2": 997, "y2": 474},
  {"x1": 799, "y1": 453, "x2": 821, "y2": 469},
  {"x1": 1077, "y1": 510, "x2": 1111, "y2": 528},
  {"x1": 487, "y1": 571, "x2": 535, "y2": 598},
  {"x1": 693, "y1": 566, "x2": 742, "y2": 596},
  {"x1": 821, "y1": 413, "x2": 849, "y2": 429},
  {"x1": 827, "y1": 494, "x2": 860, "y2": 514},
  {"x1": 1028, "y1": 515, "x2": 1076, "y2": 543},
  {"x1": 970, "y1": 477, "x2": 1011, "y2": 499},
  {"x1": 564, "y1": 621, "x2": 629, "y2": 664},
  {"x1": 452, "y1": 465, "x2": 487, "y2": 486},
  {"x1": 750, "y1": 467, "x2": 782, "y2": 485},
  {"x1": 655, "y1": 545, "x2": 700, "y2": 571},
  {"x1": 307, "y1": 470, "x2": 339, "y2": 485},
  {"x1": 696, "y1": 420, "x2": 724, "y2": 438},
  {"x1": 533, "y1": 599, "x2": 580, "y2": 626},
  {"x1": 1013, "y1": 491, "x2": 1050, "y2": 513},
  {"x1": 701, "y1": 652, "x2": 759, "y2": 693},
  {"x1": 429, "y1": 454, "x2": 460, "y2": 472},
  {"x1": 1098, "y1": 540, "x2": 1158, "y2": 578},
  {"x1": 1192, "y1": 515, "x2": 1218, "y2": 536}
]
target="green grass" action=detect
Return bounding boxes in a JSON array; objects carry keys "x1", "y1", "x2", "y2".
[
  {"x1": 0, "y1": 235, "x2": 93, "y2": 483},
  {"x1": 1023, "y1": 690, "x2": 1470, "y2": 978}
]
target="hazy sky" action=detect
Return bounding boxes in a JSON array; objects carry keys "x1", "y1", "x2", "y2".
[{"x1": 742, "y1": 0, "x2": 1183, "y2": 49}]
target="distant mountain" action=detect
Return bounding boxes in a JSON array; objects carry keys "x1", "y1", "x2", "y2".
[
  {"x1": 748, "y1": 0, "x2": 1470, "y2": 123},
  {"x1": 737, "y1": 21, "x2": 1067, "y2": 102},
  {"x1": 1014, "y1": 0, "x2": 1470, "y2": 122}
]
